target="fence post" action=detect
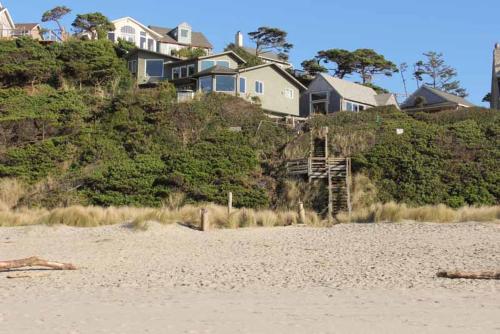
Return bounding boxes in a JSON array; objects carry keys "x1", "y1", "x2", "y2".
[
  {"x1": 228, "y1": 192, "x2": 233, "y2": 215},
  {"x1": 201, "y1": 208, "x2": 210, "y2": 232},
  {"x1": 298, "y1": 202, "x2": 306, "y2": 225}
]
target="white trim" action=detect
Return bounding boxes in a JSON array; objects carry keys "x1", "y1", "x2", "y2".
[
  {"x1": 144, "y1": 59, "x2": 164, "y2": 78},
  {"x1": 112, "y1": 17, "x2": 163, "y2": 38},
  {"x1": 255, "y1": 80, "x2": 264, "y2": 95}
]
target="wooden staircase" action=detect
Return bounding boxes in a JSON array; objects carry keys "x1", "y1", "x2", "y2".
[{"x1": 286, "y1": 127, "x2": 352, "y2": 220}]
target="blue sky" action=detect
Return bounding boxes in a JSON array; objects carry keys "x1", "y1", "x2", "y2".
[{"x1": 6, "y1": 0, "x2": 500, "y2": 105}]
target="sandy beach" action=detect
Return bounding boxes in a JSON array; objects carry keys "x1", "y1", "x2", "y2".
[{"x1": 1, "y1": 222, "x2": 499, "y2": 333}]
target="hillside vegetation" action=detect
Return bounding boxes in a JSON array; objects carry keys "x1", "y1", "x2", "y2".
[{"x1": 0, "y1": 38, "x2": 499, "y2": 215}]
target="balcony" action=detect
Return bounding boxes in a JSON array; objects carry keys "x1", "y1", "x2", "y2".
[{"x1": 0, "y1": 28, "x2": 61, "y2": 42}]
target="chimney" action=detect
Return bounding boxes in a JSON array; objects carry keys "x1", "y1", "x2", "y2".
[{"x1": 235, "y1": 31, "x2": 243, "y2": 48}]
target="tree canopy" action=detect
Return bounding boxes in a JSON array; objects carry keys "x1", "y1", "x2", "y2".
[
  {"x1": 248, "y1": 27, "x2": 293, "y2": 61},
  {"x1": 72, "y1": 12, "x2": 115, "y2": 40},
  {"x1": 41, "y1": 6, "x2": 71, "y2": 41},
  {"x1": 413, "y1": 51, "x2": 468, "y2": 97}
]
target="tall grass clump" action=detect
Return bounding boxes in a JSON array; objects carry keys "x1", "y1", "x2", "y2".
[{"x1": 0, "y1": 178, "x2": 26, "y2": 210}]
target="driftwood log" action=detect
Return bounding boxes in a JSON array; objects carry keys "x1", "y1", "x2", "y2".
[
  {"x1": 0, "y1": 257, "x2": 76, "y2": 271},
  {"x1": 437, "y1": 270, "x2": 500, "y2": 280}
]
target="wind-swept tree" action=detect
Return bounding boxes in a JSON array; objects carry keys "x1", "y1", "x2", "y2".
[
  {"x1": 41, "y1": 6, "x2": 71, "y2": 41},
  {"x1": 248, "y1": 27, "x2": 293, "y2": 61},
  {"x1": 302, "y1": 48, "x2": 397, "y2": 83},
  {"x1": 413, "y1": 51, "x2": 468, "y2": 97},
  {"x1": 72, "y1": 13, "x2": 115, "y2": 40}
]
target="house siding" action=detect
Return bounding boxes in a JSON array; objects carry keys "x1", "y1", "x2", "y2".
[
  {"x1": 401, "y1": 87, "x2": 448, "y2": 109},
  {"x1": 0, "y1": 9, "x2": 14, "y2": 38},
  {"x1": 197, "y1": 54, "x2": 239, "y2": 71},
  {"x1": 238, "y1": 66, "x2": 301, "y2": 116},
  {"x1": 134, "y1": 50, "x2": 173, "y2": 85}
]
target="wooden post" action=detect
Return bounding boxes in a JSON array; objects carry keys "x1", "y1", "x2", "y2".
[
  {"x1": 200, "y1": 208, "x2": 210, "y2": 232},
  {"x1": 328, "y1": 168, "x2": 333, "y2": 223},
  {"x1": 228, "y1": 192, "x2": 233, "y2": 215},
  {"x1": 298, "y1": 202, "x2": 306, "y2": 225}
]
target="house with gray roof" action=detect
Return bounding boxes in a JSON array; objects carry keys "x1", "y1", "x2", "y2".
[
  {"x1": 491, "y1": 43, "x2": 500, "y2": 110},
  {"x1": 108, "y1": 17, "x2": 213, "y2": 57},
  {"x1": 400, "y1": 86, "x2": 474, "y2": 113},
  {"x1": 234, "y1": 31, "x2": 292, "y2": 69},
  {"x1": 302, "y1": 73, "x2": 399, "y2": 117}
]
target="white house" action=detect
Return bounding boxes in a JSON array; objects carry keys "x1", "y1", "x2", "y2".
[
  {"x1": 108, "y1": 17, "x2": 163, "y2": 52},
  {"x1": 0, "y1": 1, "x2": 15, "y2": 38}
]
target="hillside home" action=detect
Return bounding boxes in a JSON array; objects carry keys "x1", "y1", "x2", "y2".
[
  {"x1": 12, "y1": 23, "x2": 42, "y2": 40},
  {"x1": 149, "y1": 24, "x2": 213, "y2": 56},
  {"x1": 234, "y1": 31, "x2": 292, "y2": 69},
  {"x1": 108, "y1": 17, "x2": 213, "y2": 57},
  {"x1": 125, "y1": 49, "x2": 180, "y2": 85},
  {"x1": 303, "y1": 73, "x2": 399, "y2": 117},
  {"x1": 400, "y1": 86, "x2": 474, "y2": 112},
  {"x1": 491, "y1": 43, "x2": 500, "y2": 110},
  {"x1": 0, "y1": 1, "x2": 14, "y2": 38}
]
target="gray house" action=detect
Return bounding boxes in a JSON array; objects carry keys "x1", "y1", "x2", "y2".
[
  {"x1": 125, "y1": 49, "x2": 180, "y2": 85},
  {"x1": 491, "y1": 43, "x2": 500, "y2": 110},
  {"x1": 400, "y1": 86, "x2": 474, "y2": 112},
  {"x1": 302, "y1": 73, "x2": 399, "y2": 117}
]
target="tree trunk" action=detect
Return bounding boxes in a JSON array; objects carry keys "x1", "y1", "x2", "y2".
[
  {"x1": 0, "y1": 257, "x2": 77, "y2": 271},
  {"x1": 437, "y1": 270, "x2": 500, "y2": 280}
]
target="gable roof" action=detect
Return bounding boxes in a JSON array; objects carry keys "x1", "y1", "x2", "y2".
[
  {"x1": 238, "y1": 63, "x2": 307, "y2": 91},
  {"x1": 148, "y1": 25, "x2": 213, "y2": 49},
  {"x1": 0, "y1": 6, "x2": 15, "y2": 29},
  {"x1": 112, "y1": 17, "x2": 163, "y2": 39},
  {"x1": 199, "y1": 51, "x2": 246, "y2": 64},
  {"x1": 14, "y1": 23, "x2": 39, "y2": 31},
  {"x1": 241, "y1": 46, "x2": 290, "y2": 64},
  {"x1": 401, "y1": 86, "x2": 474, "y2": 109},
  {"x1": 318, "y1": 74, "x2": 379, "y2": 106}
]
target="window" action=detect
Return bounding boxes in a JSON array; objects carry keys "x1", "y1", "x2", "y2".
[
  {"x1": 216, "y1": 75, "x2": 235, "y2": 92},
  {"x1": 145, "y1": 60, "x2": 164, "y2": 77},
  {"x1": 108, "y1": 32, "x2": 115, "y2": 43},
  {"x1": 239, "y1": 77, "x2": 246, "y2": 94},
  {"x1": 310, "y1": 91, "x2": 329, "y2": 115},
  {"x1": 180, "y1": 29, "x2": 189, "y2": 38},
  {"x1": 140, "y1": 37, "x2": 146, "y2": 49},
  {"x1": 284, "y1": 88, "x2": 294, "y2": 99},
  {"x1": 345, "y1": 101, "x2": 365, "y2": 112},
  {"x1": 120, "y1": 25, "x2": 136, "y2": 43},
  {"x1": 128, "y1": 60, "x2": 137, "y2": 73},
  {"x1": 187, "y1": 64, "x2": 195, "y2": 76},
  {"x1": 172, "y1": 67, "x2": 180, "y2": 80},
  {"x1": 199, "y1": 76, "x2": 213, "y2": 92},
  {"x1": 180, "y1": 66, "x2": 188, "y2": 78},
  {"x1": 255, "y1": 81, "x2": 264, "y2": 94},
  {"x1": 217, "y1": 60, "x2": 230, "y2": 68},
  {"x1": 148, "y1": 39, "x2": 154, "y2": 51},
  {"x1": 201, "y1": 60, "x2": 215, "y2": 70}
]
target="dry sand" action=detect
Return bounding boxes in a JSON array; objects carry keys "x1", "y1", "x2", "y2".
[{"x1": 0, "y1": 222, "x2": 499, "y2": 333}]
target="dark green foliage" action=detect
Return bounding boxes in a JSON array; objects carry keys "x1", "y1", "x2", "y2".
[
  {"x1": 309, "y1": 107, "x2": 500, "y2": 207},
  {"x1": 72, "y1": 12, "x2": 115, "y2": 40},
  {"x1": 225, "y1": 44, "x2": 264, "y2": 68}
]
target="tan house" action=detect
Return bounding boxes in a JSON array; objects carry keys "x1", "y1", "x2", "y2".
[
  {"x1": 400, "y1": 86, "x2": 474, "y2": 113},
  {"x1": 108, "y1": 17, "x2": 212, "y2": 57},
  {"x1": 491, "y1": 43, "x2": 500, "y2": 110},
  {"x1": 303, "y1": 73, "x2": 399, "y2": 116},
  {"x1": 0, "y1": 2, "x2": 43, "y2": 40},
  {"x1": 12, "y1": 23, "x2": 42, "y2": 40}
]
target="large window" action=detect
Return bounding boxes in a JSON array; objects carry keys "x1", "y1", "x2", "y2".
[
  {"x1": 120, "y1": 25, "x2": 136, "y2": 43},
  {"x1": 199, "y1": 76, "x2": 213, "y2": 92},
  {"x1": 217, "y1": 60, "x2": 230, "y2": 68},
  {"x1": 310, "y1": 91, "x2": 329, "y2": 115},
  {"x1": 172, "y1": 67, "x2": 180, "y2": 80},
  {"x1": 181, "y1": 29, "x2": 189, "y2": 38},
  {"x1": 216, "y1": 75, "x2": 235, "y2": 92},
  {"x1": 147, "y1": 39, "x2": 154, "y2": 51},
  {"x1": 201, "y1": 60, "x2": 215, "y2": 70},
  {"x1": 345, "y1": 101, "x2": 365, "y2": 112},
  {"x1": 145, "y1": 60, "x2": 164, "y2": 77},
  {"x1": 239, "y1": 77, "x2": 246, "y2": 94},
  {"x1": 255, "y1": 81, "x2": 264, "y2": 94}
]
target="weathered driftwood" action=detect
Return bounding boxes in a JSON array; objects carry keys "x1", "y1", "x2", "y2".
[
  {"x1": 200, "y1": 208, "x2": 210, "y2": 232},
  {"x1": 437, "y1": 270, "x2": 500, "y2": 280},
  {"x1": 0, "y1": 257, "x2": 76, "y2": 271}
]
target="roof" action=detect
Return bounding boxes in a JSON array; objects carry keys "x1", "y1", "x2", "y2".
[
  {"x1": 238, "y1": 63, "x2": 307, "y2": 91},
  {"x1": 318, "y1": 74, "x2": 383, "y2": 106},
  {"x1": 14, "y1": 23, "x2": 39, "y2": 30},
  {"x1": 192, "y1": 65, "x2": 238, "y2": 78},
  {"x1": 148, "y1": 25, "x2": 213, "y2": 49},
  {"x1": 112, "y1": 17, "x2": 163, "y2": 39},
  {"x1": 126, "y1": 48, "x2": 181, "y2": 61},
  {"x1": 401, "y1": 86, "x2": 474, "y2": 109},
  {"x1": 0, "y1": 7, "x2": 15, "y2": 28},
  {"x1": 241, "y1": 46, "x2": 290, "y2": 64},
  {"x1": 167, "y1": 51, "x2": 247, "y2": 67}
]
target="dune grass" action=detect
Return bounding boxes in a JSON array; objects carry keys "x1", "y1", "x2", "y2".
[{"x1": 336, "y1": 202, "x2": 500, "y2": 224}]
